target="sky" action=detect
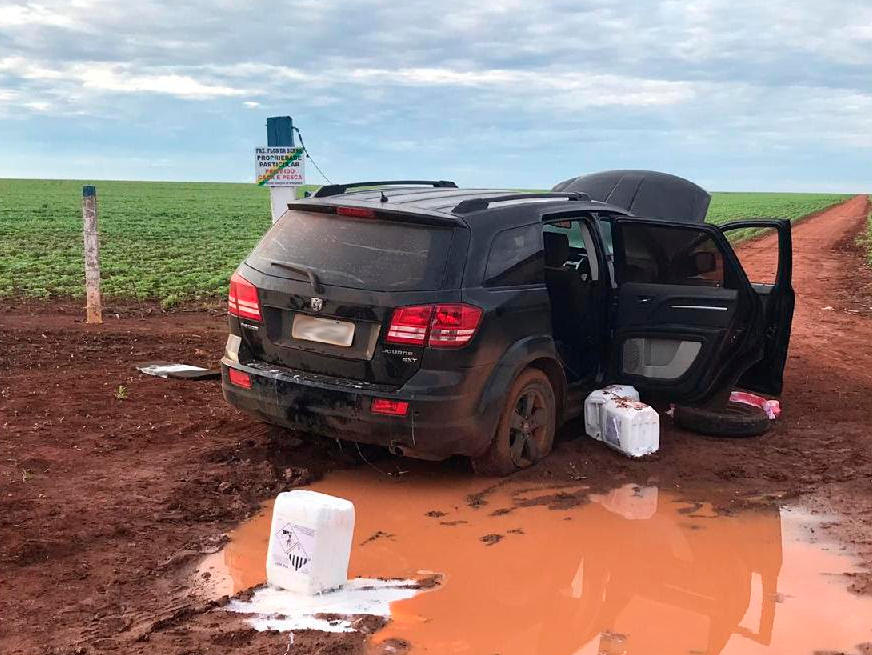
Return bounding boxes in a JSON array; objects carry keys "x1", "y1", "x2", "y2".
[{"x1": 0, "y1": 0, "x2": 870, "y2": 192}]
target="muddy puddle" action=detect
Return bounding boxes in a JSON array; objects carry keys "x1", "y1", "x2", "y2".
[{"x1": 198, "y1": 463, "x2": 872, "y2": 654}]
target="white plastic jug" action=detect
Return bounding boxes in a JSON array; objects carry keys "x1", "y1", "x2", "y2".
[
  {"x1": 601, "y1": 398, "x2": 659, "y2": 458},
  {"x1": 591, "y1": 483, "x2": 659, "y2": 520},
  {"x1": 266, "y1": 490, "x2": 355, "y2": 595},
  {"x1": 584, "y1": 385, "x2": 640, "y2": 439}
]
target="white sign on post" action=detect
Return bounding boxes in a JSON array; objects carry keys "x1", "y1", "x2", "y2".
[
  {"x1": 256, "y1": 146, "x2": 306, "y2": 223},
  {"x1": 256, "y1": 147, "x2": 306, "y2": 187}
]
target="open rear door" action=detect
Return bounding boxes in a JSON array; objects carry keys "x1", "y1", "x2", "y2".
[
  {"x1": 607, "y1": 218, "x2": 764, "y2": 405},
  {"x1": 718, "y1": 220, "x2": 794, "y2": 395}
]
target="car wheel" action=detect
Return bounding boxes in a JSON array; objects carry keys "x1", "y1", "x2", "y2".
[
  {"x1": 471, "y1": 369, "x2": 556, "y2": 476},
  {"x1": 674, "y1": 401, "x2": 770, "y2": 438}
]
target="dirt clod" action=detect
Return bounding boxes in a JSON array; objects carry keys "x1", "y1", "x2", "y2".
[
  {"x1": 480, "y1": 533, "x2": 503, "y2": 546},
  {"x1": 360, "y1": 531, "x2": 395, "y2": 546}
]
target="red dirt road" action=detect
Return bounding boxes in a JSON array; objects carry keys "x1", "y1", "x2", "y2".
[
  {"x1": 740, "y1": 194, "x2": 872, "y2": 383},
  {"x1": 1, "y1": 196, "x2": 871, "y2": 655}
]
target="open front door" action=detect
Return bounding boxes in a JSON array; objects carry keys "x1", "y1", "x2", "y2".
[
  {"x1": 607, "y1": 218, "x2": 764, "y2": 405},
  {"x1": 718, "y1": 220, "x2": 795, "y2": 395}
]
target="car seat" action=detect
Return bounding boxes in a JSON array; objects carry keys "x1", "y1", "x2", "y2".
[{"x1": 544, "y1": 232, "x2": 591, "y2": 345}]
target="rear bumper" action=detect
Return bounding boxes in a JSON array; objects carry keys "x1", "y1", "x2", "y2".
[{"x1": 221, "y1": 358, "x2": 498, "y2": 459}]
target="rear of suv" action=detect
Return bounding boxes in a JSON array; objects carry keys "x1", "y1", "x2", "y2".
[{"x1": 222, "y1": 180, "x2": 794, "y2": 475}]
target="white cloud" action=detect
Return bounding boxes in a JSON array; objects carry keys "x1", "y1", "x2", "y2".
[
  {"x1": 0, "y1": 2, "x2": 78, "y2": 28},
  {"x1": 23, "y1": 100, "x2": 50, "y2": 112},
  {"x1": 0, "y1": 0, "x2": 869, "y2": 189},
  {"x1": 79, "y1": 65, "x2": 245, "y2": 98},
  {"x1": 0, "y1": 59, "x2": 696, "y2": 115},
  {"x1": 0, "y1": 59, "x2": 247, "y2": 108}
]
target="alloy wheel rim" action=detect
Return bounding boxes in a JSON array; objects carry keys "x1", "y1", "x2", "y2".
[{"x1": 508, "y1": 388, "x2": 547, "y2": 467}]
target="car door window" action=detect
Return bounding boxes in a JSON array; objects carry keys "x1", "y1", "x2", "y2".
[
  {"x1": 721, "y1": 225, "x2": 780, "y2": 286},
  {"x1": 543, "y1": 221, "x2": 600, "y2": 282},
  {"x1": 484, "y1": 224, "x2": 544, "y2": 287},
  {"x1": 617, "y1": 223, "x2": 727, "y2": 288},
  {"x1": 578, "y1": 223, "x2": 600, "y2": 281},
  {"x1": 596, "y1": 219, "x2": 613, "y2": 254}
]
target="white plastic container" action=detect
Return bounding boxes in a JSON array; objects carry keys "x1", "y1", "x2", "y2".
[
  {"x1": 592, "y1": 483, "x2": 659, "y2": 520},
  {"x1": 584, "y1": 385, "x2": 640, "y2": 439},
  {"x1": 600, "y1": 398, "x2": 659, "y2": 458},
  {"x1": 266, "y1": 490, "x2": 355, "y2": 595}
]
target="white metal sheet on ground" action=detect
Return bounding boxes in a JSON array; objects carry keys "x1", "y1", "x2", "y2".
[
  {"x1": 227, "y1": 578, "x2": 421, "y2": 632},
  {"x1": 136, "y1": 363, "x2": 216, "y2": 379}
]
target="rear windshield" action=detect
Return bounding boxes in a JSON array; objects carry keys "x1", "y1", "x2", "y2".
[{"x1": 248, "y1": 210, "x2": 453, "y2": 291}]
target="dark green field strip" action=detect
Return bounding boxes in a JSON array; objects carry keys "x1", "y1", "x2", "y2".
[{"x1": 0, "y1": 179, "x2": 852, "y2": 304}]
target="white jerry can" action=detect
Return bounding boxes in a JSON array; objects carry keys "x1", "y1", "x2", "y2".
[
  {"x1": 266, "y1": 490, "x2": 355, "y2": 595},
  {"x1": 601, "y1": 398, "x2": 660, "y2": 458},
  {"x1": 593, "y1": 483, "x2": 659, "y2": 520},
  {"x1": 584, "y1": 385, "x2": 640, "y2": 439}
]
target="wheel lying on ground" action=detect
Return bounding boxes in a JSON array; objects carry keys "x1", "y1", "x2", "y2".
[
  {"x1": 472, "y1": 368, "x2": 556, "y2": 476},
  {"x1": 674, "y1": 401, "x2": 770, "y2": 438}
]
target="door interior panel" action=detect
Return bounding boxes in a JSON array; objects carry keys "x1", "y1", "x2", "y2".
[
  {"x1": 614, "y1": 282, "x2": 741, "y2": 390},
  {"x1": 621, "y1": 337, "x2": 702, "y2": 379},
  {"x1": 616, "y1": 282, "x2": 738, "y2": 328},
  {"x1": 609, "y1": 218, "x2": 762, "y2": 404}
]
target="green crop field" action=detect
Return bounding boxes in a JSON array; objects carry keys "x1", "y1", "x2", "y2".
[
  {"x1": 0, "y1": 178, "x2": 851, "y2": 305},
  {"x1": 706, "y1": 192, "x2": 850, "y2": 242},
  {"x1": 864, "y1": 207, "x2": 872, "y2": 266}
]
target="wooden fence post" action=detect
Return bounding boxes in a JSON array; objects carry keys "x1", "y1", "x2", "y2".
[{"x1": 82, "y1": 185, "x2": 103, "y2": 324}]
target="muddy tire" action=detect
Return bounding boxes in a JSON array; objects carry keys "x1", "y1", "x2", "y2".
[
  {"x1": 471, "y1": 369, "x2": 556, "y2": 476},
  {"x1": 674, "y1": 401, "x2": 770, "y2": 438}
]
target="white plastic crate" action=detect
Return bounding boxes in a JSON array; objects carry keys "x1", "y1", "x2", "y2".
[{"x1": 266, "y1": 490, "x2": 355, "y2": 595}]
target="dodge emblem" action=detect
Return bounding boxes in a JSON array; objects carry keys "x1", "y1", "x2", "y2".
[{"x1": 310, "y1": 297, "x2": 324, "y2": 312}]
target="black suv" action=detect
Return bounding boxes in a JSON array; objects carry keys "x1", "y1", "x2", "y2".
[{"x1": 222, "y1": 179, "x2": 794, "y2": 475}]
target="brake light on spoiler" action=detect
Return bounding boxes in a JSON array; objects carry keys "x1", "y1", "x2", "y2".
[
  {"x1": 228, "y1": 272, "x2": 262, "y2": 321},
  {"x1": 386, "y1": 303, "x2": 482, "y2": 348},
  {"x1": 336, "y1": 206, "x2": 376, "y2": 218}
]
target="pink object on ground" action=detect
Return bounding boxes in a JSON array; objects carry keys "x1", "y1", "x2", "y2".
[{"x1": 730, "y1": 391, "x2": 781, "y2": 419}]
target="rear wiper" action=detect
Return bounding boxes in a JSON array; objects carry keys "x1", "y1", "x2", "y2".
[{"x1": 270, "y1": 261, "x2": 323, "y2": 293}]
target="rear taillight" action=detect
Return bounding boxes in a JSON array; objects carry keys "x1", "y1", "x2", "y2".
[
  {"x1": 386, "y1": 303, "x2": 482, "y2": 348},
  {"x1": 228, "y1": 368, "x2": 252, "y2": 389},
  {"x1": 371, "y1": 398, "x2": 409, "y2": 416},
  {"x1": 228, "y1": 272, "x2": 262, "y2": 321},
  {"x1": 386, "y1": 305, "x2": 434, "y2": 345},
  {"x1": 428, "y1": 304, "x2": 483, "y2": 348}
]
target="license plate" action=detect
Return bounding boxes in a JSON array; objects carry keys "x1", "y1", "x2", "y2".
[{"x1": 291, "y1": 314, "x2": 355, "y2": 347}]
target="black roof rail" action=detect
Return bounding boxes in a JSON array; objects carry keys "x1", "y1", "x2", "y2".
[
  {"x1": 313, "y1": 180, "x2": 457, "y2": 198},
  {"x1": 452, "y1": 192, "x2": 591, "y2": 214}
]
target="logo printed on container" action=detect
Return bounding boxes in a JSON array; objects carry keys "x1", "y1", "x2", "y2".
[
  {"x1": 604, "y1": 416, "x2": 621, "y2": 447},
  {"x1": 274, "y1": 523, "x2": 316, "y2": 573}
]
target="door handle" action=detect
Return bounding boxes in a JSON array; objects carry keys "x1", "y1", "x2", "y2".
[{"x1": 636, "y1": 295, "x2": 652, "y2": 303}]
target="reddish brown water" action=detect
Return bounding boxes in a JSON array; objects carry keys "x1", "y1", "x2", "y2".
[{"x1": 199, "y1": 463, "x2": 872, "y2": 654}]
